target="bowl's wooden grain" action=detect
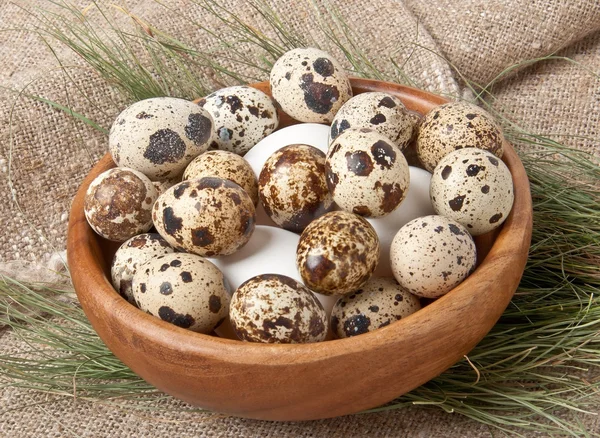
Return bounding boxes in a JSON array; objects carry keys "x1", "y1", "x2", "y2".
[{"x1": 67, "y1": 78, "x2": 532, "y2": 421}]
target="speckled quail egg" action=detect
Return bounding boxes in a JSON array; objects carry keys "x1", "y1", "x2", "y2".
[
  {"x1": 330, "y1": 92, "x2": 415, "y2": 150},
  {"x1": 152, "y1": 174, "x2": 182, "y2": 196},
  {"x1": 109, "y1": 97, "x2": 214, "y2": 180},
  {"x1": 270, "y1": 47, "x2": 352, "y2": 123},
  {"x1": 152, "y1": 177, "x2": 255, "y2": 257},
  {"x1": 111, "y1": 233, "x2": 174, "y2": 304},
  {"x1": 132, "y1": 253, "x2": 229, "y2": 333},
  {"x1": 296, "y1": 211, "x2": 380, "y2": 295},
  {"x1": 416, "y1": 101, "x2": 505, "y2": 172},
  {"x1": 331, "y1": 277, "x2": 421, "y2": 338},
  {"x1": 259, "y1": 144, "x2": 334, "y2": 232},
  {"x1": 430, "y1": 148, "x2": 514, "y2": 236},
  {"x1": 326, "y1": 129, "x2": 409, "y2": 217},
  {"x1": 229, "y1": 274, "x2": 327, "y2": 343},
  {"x1": 84, "y1": 167, "x2": 158, "y2": 241},
  {"x1": 197, "y1": 86, "x2": 279, "y2": 155},
  {"x1": 390, "y1": 215, "x2": 477, "y2": 299},
  {"x1": 183, "y1": 150, "x2": 259, "y2": 206}
]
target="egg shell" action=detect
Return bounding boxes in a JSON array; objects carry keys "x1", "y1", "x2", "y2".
[
  {"x1": 152, "y1": 177, "x2": 180, "y2": 197},
  {"x1": 109, "y1": 97, "x2": 214, "y2": 180},
  {"x1": 243, "y1": 123, "x2": 330, "y2": 227},
  {"x1": 390, "y1": 215, "x2": 477, "y2": 299},
  {"x1": 132, "y1": 252, "x2": 230, "y2": 333},
  {"x1": 183, "y1": 150, "x2": 259, "y2": 206},
  {"x1": 111, "y1": 233, "x2": 175, "y2": 303},
  {"x1": 84, "y1": 167, "x2": 158, "y2": 242},
  {"x1": 326, "y1": 129, "x2": 410, "y2": 217},
  {"x1": 368, "y1": 166, "x2": 435, "y2": 277},
  {"x1": 208, "y1": 225, "x2": 338, "y2": 319},
  {"x1": 259, "y1": 144, "x2": 334, "y2": 232},
  {"x1": 430, "y1": 148, "x2": 515, "y2": 236},
  {"x1": 198, "y1": 86, "x2": 279, "y2": 155},
  {"x1": 229, "y1": 274, "x2": 328, "y2": 344},
  {"x1": 331, "y1": 277, "x2": 421, "y2": 339},
  {"x1": 416, "y1": 101, "x2": 505, "y2": 172},
  {"x1": 270, "y1": 48, "x2": 352, "y2": 123},
  {"x1": 330, "y1": 92, "x2": 414, "y2": 150},
  {"x1": 152, "y1": 177, "x2": 255, "y2": 257},
  {"x1": 297, "y1": 211, "x2": 380, "y2": 295}
]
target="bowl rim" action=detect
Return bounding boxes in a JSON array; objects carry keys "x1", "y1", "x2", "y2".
[{"x1": 67, "y1": 78, "x2": 533, "y2": 420}]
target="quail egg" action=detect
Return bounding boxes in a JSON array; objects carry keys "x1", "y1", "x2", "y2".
[
  {"x1": 331, "y1": 277, "x2": 421, "y2": 338},
  {"x1": 111, "y1": 233, "x2": 174, "y2": 304},
  {"x1": 152, "y1": 177, "x2": 255, "y2": 257},
  {"x1": 296, "y1": 210, "x2": 380, "y2": 295},
  {"x1": 152, "y1": 174, "x2": 182, "y2": 196},
  {"x1": 109, "y1": 97, "x2": 214, "y2": 180},
  {"x1": 132, "y1": 253, "x2": 229, "y2": 333},
  {"x1": 183, "y1": 150, "x2": 259, "y2": 206},
  {"x1": 326, "y1": 129, "x2": 409, "y2": 217},
  {"x1": 197, "y1": 86, "x2": 279, "y2": 155},
  {"x1": 229, "y1": 274, "x2": 327, "y2": 343},
  {"x1": 259, "y1": 144, "x2": 334, "y2": 232},
  {"x1": 270, "y1": 47, "x2": 352, "y2": 123},
  {"x1": 430, "y1": 148, "x2": 514, "y2": 236},
  {"x1": 84, "y1": 167, "x2": 158, "y2": 241},
  {"x1": 390, "y1": 215, "x2": 477, "y2": 299},
  {"x1": 330, "y1": 92, "x2": 415, "y2": 150},
  {"x1": 416, "y1": 101, "x2": 505, "y2": 172}
]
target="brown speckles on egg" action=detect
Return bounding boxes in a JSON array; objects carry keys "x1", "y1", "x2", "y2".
[
  {"x1": 489, "y1": 213, "x2": 503, "y2": 224},
  {"x1": 312, "y1": 57, "x2": 335, "y2": 77},
  {"x1": 441, "y1": 165, "x2": 452, "y2": 180},
  {"x1": 390, "y1": 215, "x2": 476, "y2": 298},
  {"x1": 326, "y1": 129, "x2": 409, "y2": 217},
  {"x1": 153, "y1": 177, "x2": 255, "y2": 256},
  {"x1": 430, "y1": 148, "x2": 514, "y2": 236},
  {"x1": 200, "y1": 86, "x2": 279, "y2": 155},
  {"x1": 331, "y1": 278, "x2": 421, "y2": 338},
  {"x1": 270, "y1": 48, "x2": 352, "y2": 123},
  {"x1": 330, "y1": 92, "x2": 415, "y2": 150},
  {"x1": 158, "y1": 306, "x2": 195, "y2": 328},
  {"x1": 229, "y1": 274, "x2": 327, "y2": 343},
  {"x1": 345, "y1": 150, "x2": 374, "y2": 176},
  {"x1": 371, "y1": 140, "x2": 396, "y2": 169},
  {"x1": 110, "y1": 233, "x2": 174, "y2": 304},
  {"x1": 183, "y1": 151, "x2": 259, "y2": 205},
  {"x1": 296, "y1": 211, "x2": 380, "y2": 295},
  {"x1": 448, "y1": 194, "x2": 466, "y2": 212},
  {"x1": 416, "y1": 101, "x2": 505, "y2": 172},
  {"x1": 84, "y1": 168, "x2": 158, "y2": 242},
  {"x1": 108, "y1": 97, "x2": 214, "y2": 180},
  {"x1": 299, "y1": 73, "x2": 340, "y2": 115},
  {"x1": 132, "y1": 253, "x2": 229, "y2": 333},
  {"x1": 259, "y1": 144, "x2": 334, "y2": 232},
  {"x1": 184, "y1": 113, "x2": 213, "y2": 146}
]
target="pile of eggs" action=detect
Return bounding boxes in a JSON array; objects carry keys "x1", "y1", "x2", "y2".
[{"x1": 84, "y1": 47, "x2": 514, "y2": 344}]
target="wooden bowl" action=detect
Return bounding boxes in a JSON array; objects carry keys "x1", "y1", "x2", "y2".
[{"x1": 67, "y1": 78, "x2": 532, "y2": 421}]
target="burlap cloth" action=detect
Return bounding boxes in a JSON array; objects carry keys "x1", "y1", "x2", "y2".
[{"x1": 1, "y1": 0, "x2": 599, "y2": 436}]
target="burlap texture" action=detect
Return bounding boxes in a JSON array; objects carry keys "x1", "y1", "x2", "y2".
[
  {"x1": 1, "y1": 0, "x2": 600, "y2": 436},
  {"x1": 491, "y1": 30, "x2": 600, "y2": 157},
  {"x1": 404, "y1": 0, "x2": 600, "y2": 86}
]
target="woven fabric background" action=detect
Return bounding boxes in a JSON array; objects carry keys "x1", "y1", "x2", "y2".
[
  {"x1": 1, "y1": 0, "x2": 599, "y2": 436},
  {"x1": 404, "y1": 0, "x2": 600, "y2": 86}
]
